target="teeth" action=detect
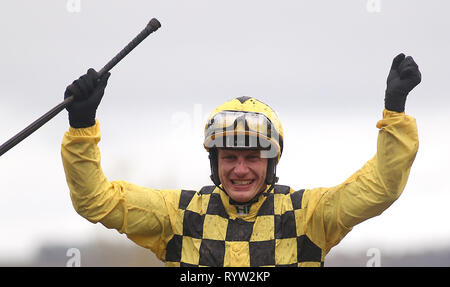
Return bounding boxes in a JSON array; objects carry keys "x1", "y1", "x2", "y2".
[{"x1": 232, "y1": 180, "x2": 253, "y2": 185}]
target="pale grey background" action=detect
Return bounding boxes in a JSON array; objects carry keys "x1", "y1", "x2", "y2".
[{"x1": 1, "y1": 0, "x2": 449, "y2": 265}]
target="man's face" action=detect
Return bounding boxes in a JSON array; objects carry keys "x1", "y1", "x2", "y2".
[{"x1": 217, "y1": 148, "x2": 268, "y2": 203}]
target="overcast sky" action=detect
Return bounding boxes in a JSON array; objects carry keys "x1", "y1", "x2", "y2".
[{"x1": 1, "y1": 0, "x2": 449, "y2": 264}]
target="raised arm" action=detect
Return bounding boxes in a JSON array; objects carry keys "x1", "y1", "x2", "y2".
[
  {"x1": 302, "y1": 54, "x2": 421, "y2": 254},
  {"x1": 61, "y1": 70, "x2": 180, "y2": 260}
]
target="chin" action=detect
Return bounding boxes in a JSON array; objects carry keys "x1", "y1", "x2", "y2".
[{"x1": 227, "y1": 189, "x2": 257, "y2": 203}]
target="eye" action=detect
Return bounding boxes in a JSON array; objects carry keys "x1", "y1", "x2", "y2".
[
  {"x1": 221, "y1": 154, "x2": 236, "y2": 160},
  {"x1": 247, "y1": 154, "x2": 260, "y2": 161}
]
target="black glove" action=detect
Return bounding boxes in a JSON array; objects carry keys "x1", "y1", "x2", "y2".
[
  {"x1": 64, "y1": 68, "x2": 111, "y2": 128},
  {"x1": 385, "y1": 53, "x2": 422, "y2": 112}
]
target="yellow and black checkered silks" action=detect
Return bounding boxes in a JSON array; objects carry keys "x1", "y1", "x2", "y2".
[
  {"x1": 164, "y1": 185, "x2": 322, "y2": 267},
  {"x1": 61, "y1": 109, "x2": 419, "y2": 267}
]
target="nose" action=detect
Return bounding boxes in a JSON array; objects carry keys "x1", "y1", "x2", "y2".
[{"x1": 233, "y1": 157, "x2": 249, "y2": 176}]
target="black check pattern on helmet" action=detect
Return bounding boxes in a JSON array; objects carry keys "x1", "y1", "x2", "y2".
[
  {"x1": 236, "y1": 96, "x2": 252, "y2": 104},
  {"x1": 164, "y1": 186, "x2": 323, "y2": 266}
]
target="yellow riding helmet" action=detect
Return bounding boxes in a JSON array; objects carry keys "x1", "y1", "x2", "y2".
[
  {"x1": 204, "y1": 96, "x2": 284, "y2": 161},
  {"x1": 204, "y1": 96, "x2": 284, "y2": 187}
]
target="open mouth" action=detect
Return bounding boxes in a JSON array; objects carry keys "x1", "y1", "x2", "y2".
[{"x1": 231, "y1": 179, "x2": 254, "y2": 186}]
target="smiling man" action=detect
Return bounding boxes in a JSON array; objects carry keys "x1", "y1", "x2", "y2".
[
  {"x1": 62, "y1": 53, "x2": 421, "y2": 267},
  {"x1": 218, "y1": 149, "x2": 268, "y2": 204}
]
